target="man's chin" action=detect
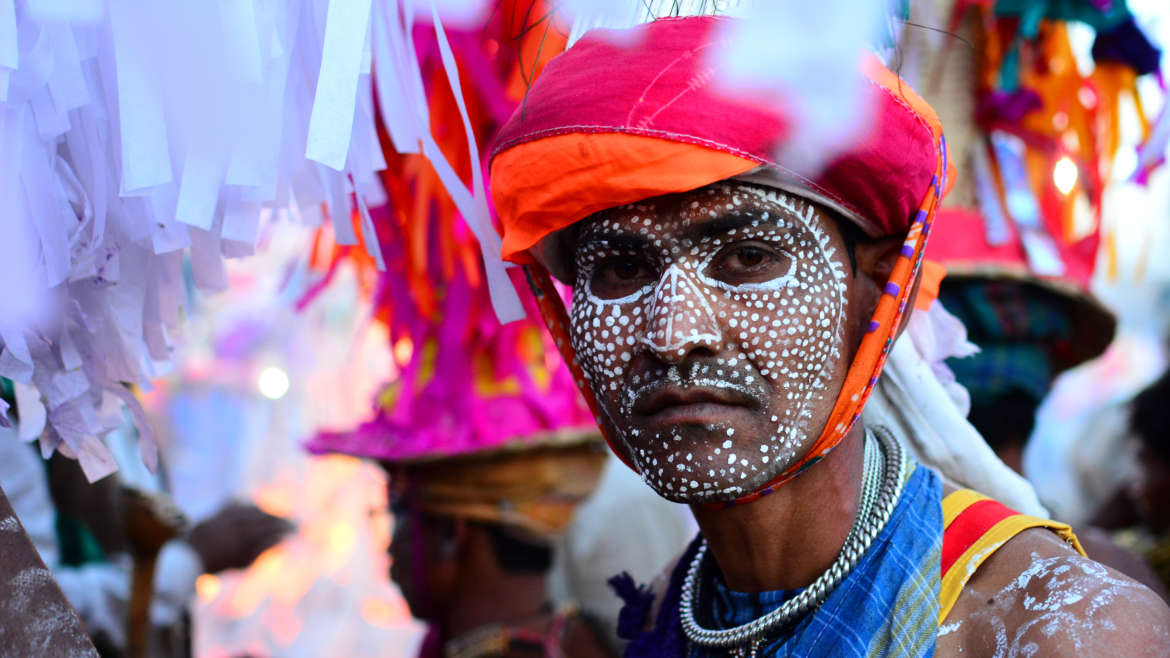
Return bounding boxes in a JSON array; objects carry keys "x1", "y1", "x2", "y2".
[{"x1": 638, "y1": 470, "x2": 778, "y2": 504}]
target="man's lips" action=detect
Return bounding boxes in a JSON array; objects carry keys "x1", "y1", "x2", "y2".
[{"x1": 632, "y1": 385, "x2": 756, "y2": 423}]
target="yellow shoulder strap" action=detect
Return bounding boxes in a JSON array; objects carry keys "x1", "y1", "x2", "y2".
[{"x1": 938, "y1": 489, "x2": 1084, "y2": 625}]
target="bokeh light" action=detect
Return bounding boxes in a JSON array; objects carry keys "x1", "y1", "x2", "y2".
[
  {"x1": 1053, "y1": 156, "x2": 1079, "y2": 195},
  {"x1": 257, "y1": 367, "x2": 290, "y2": 400}
]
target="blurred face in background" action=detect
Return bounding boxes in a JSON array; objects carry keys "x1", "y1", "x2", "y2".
[
  {"x1": 387, "y1": 490, "x2": 458, "y2": 621},
  {"x1": 1132, "y1": 441, "x2": 1170, "y2": 535}
]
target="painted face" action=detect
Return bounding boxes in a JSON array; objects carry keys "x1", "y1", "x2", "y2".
[{"x1": 569, "y1": 182, "x2": 855, "y2": 503}]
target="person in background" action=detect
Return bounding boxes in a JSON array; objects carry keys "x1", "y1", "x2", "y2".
[
  {"x1": 384, "y1": 437, "x2": 612, "y2": 658},
  {"x1": 0, "y1": 423, "x2": 291, "y2": 657},
  {"x1": 940, "y1": 277, "x2": 1169, "y2": 600},
  {"x1": 303, "y1": 274, "x2": 618, "y2": 656},
  {"x1": 1124, "y1": 369, "x2": 1170, "y2": 594},
  {"x1": 939, "y1": 276, "x2": 1113, "y2": 476},
  {"x1": 942, "y1": 280, "x2": 1077, "y2": 472}
]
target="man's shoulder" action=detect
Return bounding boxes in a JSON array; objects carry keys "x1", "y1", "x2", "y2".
[{"x1": 940, "y1": 526, "x2": 1170, "y2": 655}]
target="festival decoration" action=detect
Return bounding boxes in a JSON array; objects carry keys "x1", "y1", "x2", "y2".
[
  {"x1": 302, "y1": 1, "x2": 599, "y2": 462},
  {"x1": 0, "y1": 0, "x2": 526, "y2": 478},
  {"x1": 916, "y1": 0, "x2": 1164, "y2": 283},
  {"x1": 1, "y1": 0, "x2": 1162, "y2": 486}
]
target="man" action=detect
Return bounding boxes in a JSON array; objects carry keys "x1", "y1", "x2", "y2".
[
  {"x1": 927, "y1": 204, "x2": 1116, "y2": 483},
  {"x1": 383, "y1": 439, "x2": 612, "y2": 658},
  {"x1": 487, "y1": 14, "x2": 1170, "y2": 655},
  {"x1": 0, "y1": 424, "x2": 290, "y2": 657},
  {"x1": 311, "y1": 374, "x2": 615, "y2": 658},
  {"x1": 305, "y1": 228, "x2": 615, "y2": 656},
  {"x1": 939, "y1": 276, "x2": 1113, "y2": 474}
]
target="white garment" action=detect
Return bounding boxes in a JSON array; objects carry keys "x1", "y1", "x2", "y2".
[
  {"x1": 863, "y1": 305, "x2": 1050, "y2": 517},
  {"x1": 0, "y1": 428, "x2": 202, "y2": 649},
  {"x1": 549, "y1": 455, "x2": 697, "y2": 653}
]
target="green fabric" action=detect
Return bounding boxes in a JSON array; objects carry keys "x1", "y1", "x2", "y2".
[
  {"x1": 941, "y1": 280, "x2": 1073, "y2": 406},
  {"x1": 0, "y1": 377, "x2": 14, "y2": 423},
  {"x1": 54, "y1": 512, "x2": 108, "y2": 567},
  {"x1": 869, "y1": 538, "x2": 943, "y2": 657},
  {"x1": 948, "y1": 344, "x2": 1053, "y2": 406}
]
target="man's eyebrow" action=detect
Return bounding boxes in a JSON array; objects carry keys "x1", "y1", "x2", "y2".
[
  {"x1": 686, "y1": 212, "x2": 778, "y2": 242},
  {"x1": 577, "y1": 231, "x2": 650, "y2": 252}
]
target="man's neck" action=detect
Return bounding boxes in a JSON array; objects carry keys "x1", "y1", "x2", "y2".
[{"x1": 690, "y1": 424, "x2": 867, "y2": 592}]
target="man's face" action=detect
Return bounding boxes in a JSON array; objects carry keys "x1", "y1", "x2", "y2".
[
  {"x1": 569, "y1": 182, "x2": 858, "y2": 503},
  {"x1": 388, "y1": 492, "x2": 456, "y2": 621}
]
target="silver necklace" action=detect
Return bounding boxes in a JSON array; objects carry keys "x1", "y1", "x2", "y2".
[{"x1": 679, "y1": 426, "x2": 909, "y2": 657}]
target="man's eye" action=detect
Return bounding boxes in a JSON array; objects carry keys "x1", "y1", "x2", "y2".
[
  {"x1": 708, "y1": 243, "x2": 792, "y2": 284},
  {"x1": 608, "y1": 261, "x2": 643, "y2": 280},
  {"x1": 590, "y1": 257, "x2": 655, "y2": 299},
  {"x1": 730, "y1": 247, "x2": 767, "y2": 269}
]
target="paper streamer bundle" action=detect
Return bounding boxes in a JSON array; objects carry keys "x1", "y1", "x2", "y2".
[{"x1": 0, "y1": 0, "x2": 521, "y2": 479}]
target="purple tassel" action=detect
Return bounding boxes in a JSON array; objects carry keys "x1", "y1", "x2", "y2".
[
  {"x1": 612, "y1": 535, "x2": 703, "y2": 657},
  {"x1": 977, "y1": 89, "x2": 1043, "y2": 128},
  {"x1": 609, "y1": 573, "x2": 655, "y2": 640}
]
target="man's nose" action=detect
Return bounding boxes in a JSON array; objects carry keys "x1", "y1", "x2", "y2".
[{"x1": 638, "y1": 264, "x2": 723, "y2": 363}]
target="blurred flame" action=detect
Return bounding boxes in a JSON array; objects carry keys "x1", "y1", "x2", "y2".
[
  {"x1": 196, "y1": 574, "x2": 222, "y2": 603},
  {"x1": 393, "y1": 337, "x2": 414, "y2": 366},
  {"x1": 169, "y1": 221, "x2": 414, "y2": 654},
  {"x1": 194, "y1": 452, "x2": 410, "y2": 650},
  {"x1": 329, "y1": 522, "x2": 357, "y2": 557},
  {"x1": 361, "y1": 597, "x2": 402, "y2": 628}
]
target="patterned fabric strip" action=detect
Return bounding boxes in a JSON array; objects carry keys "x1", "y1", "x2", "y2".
[
  {"x1": 941, "y1": 489, "x2": 988, "y2": 527},
  {"x1": 941, "y1": 498, "x2": 1018, "y2": 575},
  {"x1": 938, "y1": 489, "x2": 1086, "y2": 624}
]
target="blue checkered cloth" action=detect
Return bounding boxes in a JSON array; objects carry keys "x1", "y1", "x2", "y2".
[{"x1": 615, "y1": 464, "x2": 944, "y2": 657}]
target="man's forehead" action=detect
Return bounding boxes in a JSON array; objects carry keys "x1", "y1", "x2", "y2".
[{"x1": 580, "y1": 183, "x2": 824, "y2": 240}]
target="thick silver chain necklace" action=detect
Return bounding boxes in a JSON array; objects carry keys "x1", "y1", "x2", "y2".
[{"x1": 679, "y1": 427, "x2": 910, "y2": 657}]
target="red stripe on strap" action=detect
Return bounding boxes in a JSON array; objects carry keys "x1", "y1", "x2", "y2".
[{"x1": 941, "y1": 499, "x2": 1018, "y2": 577}]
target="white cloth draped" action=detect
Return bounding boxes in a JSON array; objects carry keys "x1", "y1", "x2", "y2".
[{"x1": 863, "y1": 304, "x2": 1050, "y2": 518}]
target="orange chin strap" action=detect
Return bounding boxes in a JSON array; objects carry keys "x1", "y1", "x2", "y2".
[{"x1": 521, "y1": 153, "x2": 946, "y2": 507}]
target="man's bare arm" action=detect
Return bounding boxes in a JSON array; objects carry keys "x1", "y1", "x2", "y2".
[{"x1": 942, "y1": 528, "x2": 1170, "y2": 655}]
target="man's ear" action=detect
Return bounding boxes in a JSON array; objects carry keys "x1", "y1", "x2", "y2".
[{"x1": 853, "y1": 236, "x2": 904, "y2": 286}]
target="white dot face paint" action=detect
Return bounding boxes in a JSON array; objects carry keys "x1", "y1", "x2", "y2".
[{"x1": 568, "y1": 182, "x2": 851, "y2": 503}]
